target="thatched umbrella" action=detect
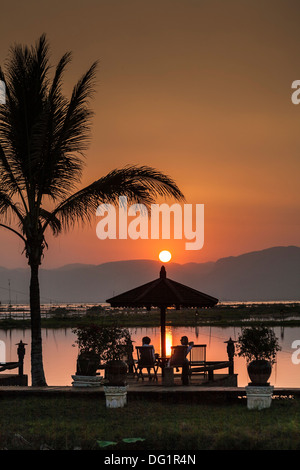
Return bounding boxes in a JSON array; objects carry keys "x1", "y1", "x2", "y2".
[{"x1": 106, "y1": 266, "x2": 218, "y2": 360}]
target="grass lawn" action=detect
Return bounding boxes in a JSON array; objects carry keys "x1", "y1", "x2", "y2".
[{"x1": 0, "y1": 395, "x2": 299, "y2": 450}]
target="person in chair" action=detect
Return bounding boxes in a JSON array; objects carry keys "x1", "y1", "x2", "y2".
[
  {"x1": 179, "y1": 336, "x2": 194, "y2": 385},
  {"x1": 141, "y1": 336, "x2": 156, "y2": 379}
]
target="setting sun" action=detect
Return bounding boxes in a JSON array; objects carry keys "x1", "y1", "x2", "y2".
[{"x1": 159, "y1": 250, "x2": 172, "y2": 263}]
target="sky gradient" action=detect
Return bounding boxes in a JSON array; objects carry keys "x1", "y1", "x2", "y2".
[{"x1": 0, "y1": 0, "x2": 299, "y2": 268}]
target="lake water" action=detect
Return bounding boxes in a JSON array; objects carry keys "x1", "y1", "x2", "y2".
[{"x1": 1, "y1": 325, "x2": 300, "y2": 387}]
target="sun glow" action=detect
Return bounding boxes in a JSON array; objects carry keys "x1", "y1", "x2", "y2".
[
  {"x1": 159, "y1": 250, "x2": 172, "y2": 263},
  {"x1": 165, "y1": 328, "x2": 173, "y2": 357}
]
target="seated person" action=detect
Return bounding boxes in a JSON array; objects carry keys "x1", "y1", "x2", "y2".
[
  {"x1": 180, "y1": 336, "x2": 194, "y2": 353},
  {"x1": 169, "y1": 336, "x2": 194, "y2": 385},
  {"x1": 140, "y1": 336, "x2": 156, "y2": 379},
  {"x1": 141, "y1": 336, "x2": 155, "y2": 357}
]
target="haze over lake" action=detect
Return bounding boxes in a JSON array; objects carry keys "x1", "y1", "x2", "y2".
[{"x1": 0, "y1": 246, "x2": 299, "y2": 304}]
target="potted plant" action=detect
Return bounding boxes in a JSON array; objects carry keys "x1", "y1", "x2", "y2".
[
  {"x1": 72, "y1": 324, "x2": 131, "y2": 385},
  {"x1": 100, "y1": 327, "x2": 131, "y2": 386},
  {"x1": 236, "y1": 326, "x2": 281, "y2": 386},
  {"x1": 72, "y1": 324, "x2": 103, "y2": 376}
]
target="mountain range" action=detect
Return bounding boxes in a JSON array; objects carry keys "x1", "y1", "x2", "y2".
[{"x1": 0, "y1": 246, "x2": 299, "y2": 304}]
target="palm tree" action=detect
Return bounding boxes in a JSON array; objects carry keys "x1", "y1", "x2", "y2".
[{"x1": 0, "y1": 35, "x2": 184, "y2": 386}]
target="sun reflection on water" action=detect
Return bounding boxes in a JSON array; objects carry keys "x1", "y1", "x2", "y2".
[{"x1": 165, "y1": 328, "x2": 173, "y2": 357}]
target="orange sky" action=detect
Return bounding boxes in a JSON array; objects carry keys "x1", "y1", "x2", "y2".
[{"x1": 0, "y1": 0, "x2": 299, "y2": 268}]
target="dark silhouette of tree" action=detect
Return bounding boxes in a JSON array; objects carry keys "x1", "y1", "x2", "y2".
[{"x1": 0, "y1": 35, "x2": 184, "y2": 386}]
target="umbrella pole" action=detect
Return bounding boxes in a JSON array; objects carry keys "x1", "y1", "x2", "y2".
[{"x1": 160, "y1": 306, "x2": 166, "y2": 361}]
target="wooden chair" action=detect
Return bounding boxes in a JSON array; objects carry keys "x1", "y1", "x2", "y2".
[
  {"x1": 188, "y1": 344, "x2": 207, "y2": 377},
  {"x1": 135, "y1": 346, "x2": 158, "y2": 381},
  {"x1": 120, "y1": 345, "x2": 138, "y2": 377},
  {"x1": 169, "y1": 346, "x2": 189, "y2": 369}
]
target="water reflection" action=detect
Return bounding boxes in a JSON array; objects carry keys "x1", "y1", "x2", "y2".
[{"x1": 0, "y1": 326, "x2": 299, "y2": 387}]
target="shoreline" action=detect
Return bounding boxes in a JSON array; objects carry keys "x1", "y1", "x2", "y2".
[{"x1": 0, "y1": 303, "x2": 299, "y2": 329}]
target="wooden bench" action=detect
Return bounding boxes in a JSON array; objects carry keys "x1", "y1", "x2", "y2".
[
  {"x1": 164, "y1": 342, "x2": 235, "y2": 384},
  {"x1": 0, "y1": 340, "x2": 28, "y2": 386},
  {"x1": 189, "y1": 361, "x2": 231, "y2": 381}
]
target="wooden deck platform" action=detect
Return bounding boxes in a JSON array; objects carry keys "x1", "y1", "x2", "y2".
[
  {"x1": 0, "y1": 374, "x2": 28, "y2": 386},
  {"x1": 0, "y1": 373, "x2": 299, "y2": 402}
]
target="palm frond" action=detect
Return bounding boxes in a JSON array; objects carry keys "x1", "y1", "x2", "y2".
[
  {"x1": 0, "y1": 141, "x2": 29, "y2": 213},
  {"x1": 0, "y1": 34, "x2": 97, "y2": 207},
  {"x1": 39, "y1": 208, "x2": 62, "y2": 236},
  {"x1": 0, "y1": 223, "x2": 26, "y2": 244},
  {"x1": 43, "y1": 165, "x2": 185, "y2": 231},
  {"x1": 35, "y1": 56, "x2": 98, "y2": 201},
  {"x1": 0, "y1": 190, "x2": 24, "y2": 223},
  {"x1": 0, "y1": 35, "x2": 50, "y2": 204}
]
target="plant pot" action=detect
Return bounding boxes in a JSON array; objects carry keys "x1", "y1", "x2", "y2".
[
  {"x1": 76, "y1": 352, "x2": 100, "y2": 376},
  {"x1": 105, "y1": 360, "x2": 128, "y2": 386},
  {"x1": 247, "y1": 359, "x2": 272, "y2": 386}
]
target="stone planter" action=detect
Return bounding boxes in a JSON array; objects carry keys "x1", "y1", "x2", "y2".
[
  {"x1": 245, "y1": 385, "x2": 274, "y2": 410},
  {"x1": 71, "y1": 375, "x2": 103, "y2": 388},
  {"x1": 105, "y1": 359, "x2": 128, "y2": 386},
  {"x1": 247, "y1": 359, "x2": 272, "y2": 385},
  {"x1": 103, "y1": 385, "x2": 128, "y2": 408},
  {"x1": 76, "y1": 352, "x2": 101, "y2": 376}
]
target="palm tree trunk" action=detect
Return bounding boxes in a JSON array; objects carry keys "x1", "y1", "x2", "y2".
[{"x1": 30, "y1": 262, "x2": 47, "y2": 386}]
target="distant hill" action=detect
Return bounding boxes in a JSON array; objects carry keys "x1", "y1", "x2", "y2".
[{"x1": 0, "y1": 246, "x2": 299, "y2": 304}]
